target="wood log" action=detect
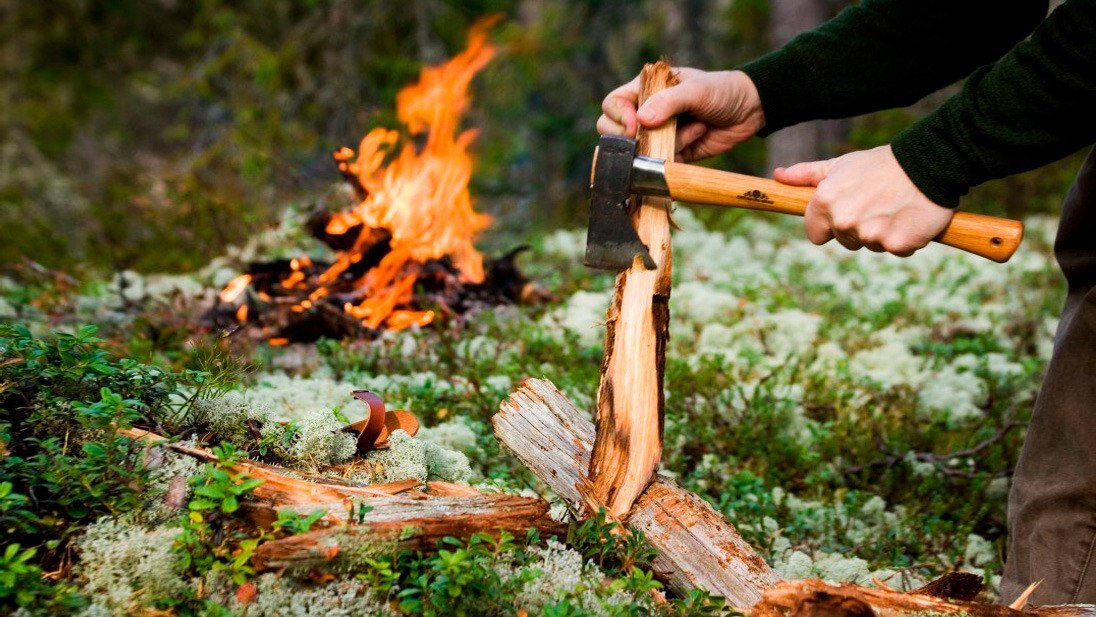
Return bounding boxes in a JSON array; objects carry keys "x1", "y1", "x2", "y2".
[
  {"x1": 250, "y1": 493, "x2": 567, "y2": 571},
  {"x1": 589, "y1": 59, "x2": 678, "y2": 519},
  {"x1": 120, "y1": 428, "x2": 411, "y2": 508},
  {"x1": 750, "y1": 579, "x2": 1096, "y2": 617},
  {"x1": 495, "y1": 378, "x2": 781, "y2": 608}
]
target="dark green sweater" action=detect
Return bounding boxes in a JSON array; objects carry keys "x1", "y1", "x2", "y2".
[{"x1": 740, "y1": 0, "x2": 1096, "y2": 207}]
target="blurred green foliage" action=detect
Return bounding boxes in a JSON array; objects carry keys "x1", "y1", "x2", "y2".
[{"x1": 0, "y1": 1, "x2": 1082, "y2": 273}]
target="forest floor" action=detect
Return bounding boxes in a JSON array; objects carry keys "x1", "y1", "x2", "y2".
[{"x1": 0, "y1": 203, "x2": 1064, "y2": 616}]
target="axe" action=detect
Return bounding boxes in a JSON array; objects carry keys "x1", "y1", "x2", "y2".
[{"x1": 584, "y1": 134, "x2": 1024, "y2": 271}]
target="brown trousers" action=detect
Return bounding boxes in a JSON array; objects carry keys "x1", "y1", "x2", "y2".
[{"x1": 1002, "y1": 148, "x2": 1096, "y2": 605}]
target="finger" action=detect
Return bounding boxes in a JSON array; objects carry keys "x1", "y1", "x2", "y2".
[
  {"x1": 834, "y1": 233, "x2": 863, "y2": 251},
  {"x1": 597, "y1": 114, "x2": 627, "y2": 136},
  {"x1": 803, "y1": 201, "x2": 834, "y2": 246},
  {"x1": 637, "y1": 80, "x2": 704, "y2": 127},
  {"x1": 676, "y1": 121, "x2": 707, "y2": 153},
  {"x1": 602, "y1": 77, "x2": 641, "y2": 136},
  {"x1": 857, "y1": 217, "x2": 888, "y2": 253},
  {"x1": 774, "y1": 159, "x2": 836, "y2": 187},
  {"x1": 679, "y1": 133, "x2": 735, "y2": 162}
]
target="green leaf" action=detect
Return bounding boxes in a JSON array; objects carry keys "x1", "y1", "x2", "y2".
[{"x1": 221, "y1": 495, "x2": 239, "y2": 513}]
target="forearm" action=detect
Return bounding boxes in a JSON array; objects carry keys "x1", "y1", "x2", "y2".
[
  {"x1": 892, "y1": 0, "x2": 1096, "y2": 206},
  {"x1": 740, "y1": 0, "x2": 1047, "y2": 135}
]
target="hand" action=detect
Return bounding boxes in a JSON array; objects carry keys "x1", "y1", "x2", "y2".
[
  {"x1": 774, "y1": 145, "x2": 954, "y2": 257},
  {"x1": 597, "y1": 68, "x2": 765, "y2": 161}
]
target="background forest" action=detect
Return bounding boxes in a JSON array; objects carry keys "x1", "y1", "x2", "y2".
[{"x1": 1, "y1": 0, "x2": 1083, "y2": 273}]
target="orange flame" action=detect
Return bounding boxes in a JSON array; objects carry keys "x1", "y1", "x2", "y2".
[
  {"x1": 324, "y1": 19, "x2": 496, "y2": 330},
  {"x1": 219, "y1": 274, "x2": 252, "y2": 303},
  {"x1": 215, "y1": 20, "x2": 497, "y2": 338}
]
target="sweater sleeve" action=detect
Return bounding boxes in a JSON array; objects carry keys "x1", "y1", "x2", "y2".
[
  {"x1": 891, "y1": 0, "x2": 1096, "y2": 206},
  {"x1": 740, "y1": 0, "x2": 1047, "y2": 136}
]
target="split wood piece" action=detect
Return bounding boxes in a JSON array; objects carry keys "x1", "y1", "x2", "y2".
[
  {"x1": 495, "y1": 378, "x2": 781, "y2": 608},
  {"x1": 750, "y1": 579, "x2": 1096, "y2": 617},
  {"x1": 589, "y1": 59, "x2": 678, "y2": 519},
  {"x1": 250, "y1": 493, "x2": 567, "y2": 572}
]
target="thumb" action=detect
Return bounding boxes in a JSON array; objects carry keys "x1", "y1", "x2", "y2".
[
  {"x1": 774, "y1": 159, "x2": 835, "y2": 187},
  {"x1": 636, "y1": 81, "x2": 701, "y2": 127}
]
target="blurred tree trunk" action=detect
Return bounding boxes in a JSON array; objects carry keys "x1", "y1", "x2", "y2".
[
  {"x1": 658, "y1": 0, "x2": 709, "y2": 66},
  {"x1": 414, "y1": 0, "x2": 442, "y2": 64},
  {"x1": 765, "y1": 0, "x2": 848, "y2": 171}
]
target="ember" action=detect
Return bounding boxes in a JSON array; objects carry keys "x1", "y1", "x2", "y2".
[{"x1": 211, "y1": 19, "x2": 544, "y2": 343}]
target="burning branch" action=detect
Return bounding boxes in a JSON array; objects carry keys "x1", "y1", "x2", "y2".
[{"x1": 209, "y1": 19, "x2": 543, "y2": 344}]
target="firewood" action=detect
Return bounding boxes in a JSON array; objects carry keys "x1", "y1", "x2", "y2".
[
  {"x1": 589, "y1": 59, "x2": 678, "y2": 519},
  {"x1": 495, "y1": 378, "x2": 781, "y2": 608},
  {"x1": 250, "y1": 493, "x2": 567, "y2": 572},
  {"x1": 750, "y1": 579, "x2": 1096, "y2": 617},
  {"x1": 120, "y1": 428, "x2": 420, "y2": 506}
]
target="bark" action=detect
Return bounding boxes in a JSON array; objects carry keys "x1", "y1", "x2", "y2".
[
  {"x1": 250, "y1": 493, "x2": 567, "y2": 571},
  {"x1": 750, "y1": 579, "x2": 1096, "y2": 617},
  {"x1": 120, "y1": 428, "x2": 410, "y2": 507},
  {"x1": 496, "y1": 378, "x2": 781, "y2": 608},
  {"x1": 589, "y1": 60, "x2": 677, "y2": 519}
]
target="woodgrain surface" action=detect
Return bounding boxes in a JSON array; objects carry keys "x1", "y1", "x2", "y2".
[
  {"x1": 250, "y1": 493, "x2": 565, "y2": 571},
  {"x1": 663, "y1": 161, "x2": 1024, "y2": 263},
  {"x1": 589, "y1": 60, "x2": 676, "y2": 518},
  {"x1": 496, "y1": 378, "x2": 781, "y2": 608}
]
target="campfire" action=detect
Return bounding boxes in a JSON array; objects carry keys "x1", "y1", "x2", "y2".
[{"x1": 212, "y1": 20, "x2": 542, "y2": 343}]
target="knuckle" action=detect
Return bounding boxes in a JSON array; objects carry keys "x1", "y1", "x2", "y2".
[
  {"x1": 831, "y1": 213, "x2": 857, "y2": 232},
  {"x1": 882, "y1": 235, "x2": 918, "y2": 255},
  {"x1": 858, "y1": 226, "x2": 882, "y2": 244},
  {"x1": 813, "y1": 185, "x2": 838, "y2": 207}
]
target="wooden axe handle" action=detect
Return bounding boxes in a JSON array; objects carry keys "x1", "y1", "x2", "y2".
[{"x1": 663, "y1": 161, "x2": 1024, "y2": 263}]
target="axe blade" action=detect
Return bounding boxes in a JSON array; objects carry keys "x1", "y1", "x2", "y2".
[{"x1": 584, "y1": 135, "x2": 656, "y2": 271}]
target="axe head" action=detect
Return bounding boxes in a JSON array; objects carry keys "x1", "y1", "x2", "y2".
[{"x1": 584, "y1": 135, "x2": 657, "y2": 272}]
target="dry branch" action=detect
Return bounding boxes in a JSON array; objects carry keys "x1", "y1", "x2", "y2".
[
  {"x1": 121, "y1": 428, "x2": 409, "y2": 506},
  {"x1": 495, "y1": 378, "x2": 781, "y2": 608},
  {"x1": 251, "y1": 493, "x2": 566, "y2": 571},
  {"x1": 749, "y1": 579, "x2": 1096, "y2": 617},
  {"x1": 123, "y1": 427, "x2": 563, "y2": 554},
  {"x1": 589, "y1": 60, "x2": 678, "y2": 518}
]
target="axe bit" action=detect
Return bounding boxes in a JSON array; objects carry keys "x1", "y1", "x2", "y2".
[
  {"x1": 584, "y1": 135, "x2": 1025, "y2": 271},
  {"x1": 584, "y1": 135, "x2": 658, "y2": 271}
]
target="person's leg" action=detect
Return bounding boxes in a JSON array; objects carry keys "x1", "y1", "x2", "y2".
[{"x1": 1002, "y1": 148, "x2": 1096, "y2": 605}]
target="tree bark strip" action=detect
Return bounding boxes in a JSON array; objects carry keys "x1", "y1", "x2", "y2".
[
  {"x1": 589, "y1": 60, "x2": 677, "y2": 519},
  {"x1": 120, "y1": 427, "x2": 409, "y2": 505},
  {"x1": 250, "y1": 493, "x2": 566, "y2": 571},
  {"x1": 496, "y1": 378, "x2": 781, "y2": 608}
]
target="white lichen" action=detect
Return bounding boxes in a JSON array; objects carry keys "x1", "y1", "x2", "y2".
[{"x1": 75, "y1": 518, "x2": 189, "y2": 613}]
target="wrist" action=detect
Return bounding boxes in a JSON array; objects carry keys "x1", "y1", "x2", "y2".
[
  {"x1": 891, "y1": 132, "x2": 964, "y2": 208},
  {"x1": 727, "y1": 69, "x2": 766, "y2": 134}
]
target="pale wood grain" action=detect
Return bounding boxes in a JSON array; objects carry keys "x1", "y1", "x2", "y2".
[
  {"x1": 589, "y1": 60, "x2": 677, "y2": 518},
  {"x1": 495, "y1": 378, "x2": 781, "y2": 608},
  {"x1": 663, "y1": 162, "x2": 1024, "y2": 263}
]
